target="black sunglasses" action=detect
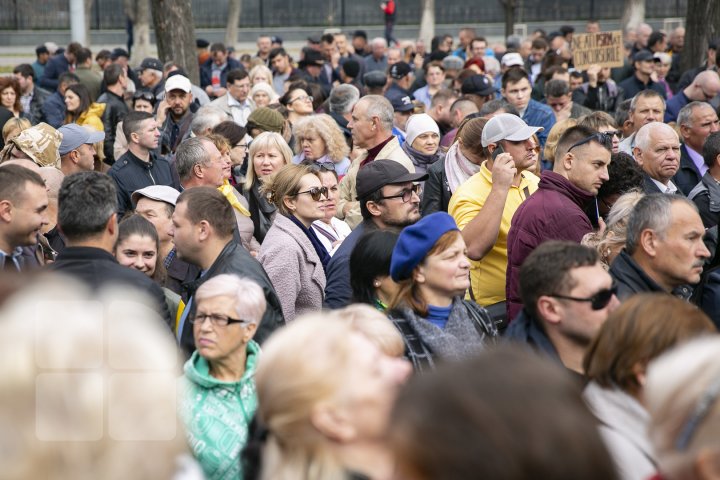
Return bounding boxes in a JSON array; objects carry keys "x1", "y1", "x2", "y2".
[
  {"x1": 548, "y1": 284, "x2": 617, "y2": 310},
  {"x1": 293, "y1": 186, "x2": 329, "y2": 201},
  {"x1": 600, "y1": 130, "x2": 622, "y2": 138},
  {"x1": 567, "y1": 132, "x2": 613, "y2": 153}
]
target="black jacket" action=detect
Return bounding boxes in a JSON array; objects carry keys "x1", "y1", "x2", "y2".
[
  {"x1": 324, "y1": 221, "x2": 373, "y2": 309},
  {"x1": 689, "y1": 172, "x2": 720, "y2": 229},
  {"x1": 617, "y1": 74, "x2": 667, "y2": 100},
  {"x1": 179, "y1": 241, "x2": 285, "y2": 356},
  {"x1": 420, "y1": 158, "x2": 451, "y2": 215},
  {"x1": 243, "y1": 181, "x2": 276, "y2": 244},
  {"x1": 49, "y1": 246, "x2": 172, "y2": 328},
  {"x1": 609, "y1": 250, "x2": 692, "y2": 301},
  {"x1": 26, "y1": 86, "x2": 51, "y2": 125},
  {"x1": 108, "y1": 150, "x2": 181, "y2": 217},
  {"x1": 642, "y1": 172, "x2": 686, "y2": 196},
  {"x1": 97, "y1": 90, "x2": 129, "y2": 165},
  {"x1": 164, "y1": 250, "x2": 201, "y2": 297},
  {"x1": 672, "y1": 144, "x2": 703, "y2": 197},
  {"x1": 505, "y1": 309, "x2": 562, "y2": 364}
]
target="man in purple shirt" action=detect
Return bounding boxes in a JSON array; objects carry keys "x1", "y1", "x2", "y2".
[{"x1": 673, "y1": 101, "x2": 720, "y2": 195}]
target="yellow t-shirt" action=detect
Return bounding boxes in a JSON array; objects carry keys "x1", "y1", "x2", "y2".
[{"x1": 448, "y1": 162, "x2": 539, "y2": 306}]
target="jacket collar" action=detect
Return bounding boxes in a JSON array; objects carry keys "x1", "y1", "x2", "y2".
[
  {"x1": 538, "y1": 170, "x2": 595, "y2": 208},
  {"x1": 56, "y1": 246, "x2": 117, "y2": 262},
  {"x1": 610, "y1": 250, "x2": 666, "y2": 293},
  {"x1": 506, "y1": 309, "x2": 562, "y2": 364}
]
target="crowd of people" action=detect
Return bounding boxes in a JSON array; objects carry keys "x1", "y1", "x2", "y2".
[{"x1": 2, "y1": 19, "x2": 720, "y2": 480}]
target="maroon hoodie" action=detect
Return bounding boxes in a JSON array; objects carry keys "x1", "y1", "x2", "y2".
[{"x1": 505, "y1": 170, "x2": 595, "y2": 321}]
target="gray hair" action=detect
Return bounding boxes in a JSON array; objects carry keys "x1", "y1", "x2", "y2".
[
  {"x1": 371, "y1": 37, "x2": 388, "y2": 49},
  {"x1": 625, "y1": 193, "x2": 697, "y2": 255},
  {"x1": 328, "y1": 84, "x2": 360, "y2": 114},
  {"x1": 175, "y1": 137, "x2": 211, "y2": 182},
  {"x1": 190, "y1": 106, "x2": 229, "y2": 136},
  {"x1": 629, "y1": 90, "x2": 665, "y2": 113},
  {"x1": 58, "y1": 171, "x2": 118, "y2": 241},
  {"x1": 634, "y1": 122, "x2": 678, "y2": 152},
  {"x1": 361, "y1": 95, "x2": 394, "y2": 132},
  {"x1": 677, "y1": 101, "x2": 714, "y2": 128},
  {"x1": 195, "y1": 274, "x2": 267, "y2": 325}
]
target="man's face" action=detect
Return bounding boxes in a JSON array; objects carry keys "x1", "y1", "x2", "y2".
[
  {"x1": 348, "y1": 100, "x2": 377, "y2": 149},
  {"x1": 569, "y1": 75, "x2": 584, "y2": 91},
  {"x1": 682, "y1": 105, "x2": 720, "y2": 152},
  {"x1": 459, "y1": 31, "x2": 473, "y2": 47},
  {"x1": 228, "y1": 77, "x2": 250, "y2": 103},
  {"x1": 38, "y1": 52, "x2": 50, "y2": 64},
  {"x1": 13, "y1": 73, "x2": 31, "y2": 93},
  {"x1": 353, "y1": 36, "x2": 367, "y2": 52},
  {"x1": 372, "y1": 42, "x2": 387, "y2": 60},
  {"x1": 375, "y1": 182, "x2": 421, "y2": 227},
  {"x1": 133, "y1": 118, "x2": 160, "y2": 150},
  {"x1": 335, "y1": 34, "x2": 348, "y2": 54},
  {"x1": 170, "y1": 201, "x2": 199, "y2": 263},
  {"x1": 499, "y1": 138, "x2": 538, "y2": 172},
  {"x1": 212, "y1": 50, "x2": 227, "y2": 66},
  {"x1": 387, "y1": 49, "x2": 402, "y2": 65},
  {"x1": 634, "y1": 128, "x2": 681, "y2": 184},
  {"x1": 166, "y1": 90, "x2": 192, "y2": 118},
  {"x1": 553, "y1": 264, "x2": 619, "y2": 346},
  {"x1": 631, "y1": 96, "x2": 665, "y2": 129},
  {"x1": 1, "y1": 181, "x2": 49, "y2": 249},
  {"x1": 502, "y1": 77, "x2": 532, "y2": 111},
  {"x1": 565, "y1": 141, "x2": 611, "y2": 195},
  {"x1": 271, "y1": 54, "x2": 290, "y2": 73},
  {"x1": 72, "y1": 143, "x2": 96, "y2": 171},
  {"x1": 471, "y1": 40, "x2": 487, "y2": 59},
  {"x1": 530, "y1": 47, "x2": 546, "y2": 63},
  {"x1": 135, "y1": 197, "x2": 173, "y2": 244},
  {"x1": 321, "y1": 41, "x2": 336, "y2": 60},
  {"x1": 139, "y1": 69, "x2": 158, "y2": 87},
  {"x1": 651, "y1": 202, "x2": 710, "y2": 288},
  {"x1": 426, "y1": 66, "x2": 445, "y2": 87},
  {"x1": 257, "y1": 37, "x2": 272, "y2": 55},
  {"x1": 198, "y1": 141, "x2": 226, "y2": 187},
  {"x1": 635, "y1": 59, "x2": 655, "y2": 76},
  {"x1": 546, "y1": 94, "x2": 572, "y2": 113},
  {"x1": 113, "y1": 56, "x2": 129, "y2": 69},
  {"x1": 637, "y1": 26, "x2": 652, "y2": 47},
  {"x1": 586, "y1": 22, "x2": 600, "y2": 33}
]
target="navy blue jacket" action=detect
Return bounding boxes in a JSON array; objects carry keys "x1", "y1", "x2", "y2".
[
  {"x1": 521, "y1": 99, "x2": 555, "y2": 149},
  {"x1": 672, "y1": 144, "x2": 703, "y2": 196},
  {"x1": 39, "y1": 54, "x2": 71, "y2": 91},
  {"x1": 324, "y1": 221, "x2": 373, "y2": 309},
  {"x1": 199, "y1": 57, "x2": 243, "y2": 91},
  {"x1": 42, "y1": 91, "x2": 66, "y2": 129}
]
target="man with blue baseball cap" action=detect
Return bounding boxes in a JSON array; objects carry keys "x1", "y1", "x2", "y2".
[{"x1": 58, "y1": 123, "x2": 105, "y2": 176}]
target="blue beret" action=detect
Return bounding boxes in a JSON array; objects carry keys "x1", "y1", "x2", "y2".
[{"x1": 390, "y1": 212, "x2": 459, "y2": 282}]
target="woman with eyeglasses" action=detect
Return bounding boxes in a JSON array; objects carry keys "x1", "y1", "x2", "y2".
[
  {"x1": 583, "y1": 294, "x2": 715, "y2": 480},
  {"x1": 243, "y1": 131, "x2": 293, "y2": 243},
  {"x1": 401, "y1": 113, "x2": 443, "y2": 175},
  {"x1": 179, "y1": 273, "x2": 266, "y2": 480},
  {"x1": 113, "y1": 90, "x2": 157, "y2": 161},
  {"x1": 292, "y1": 114, "x2": 351, "y2": 178},
  {"x1": 388, "y1": 212, "x2": 497, "y2": 372},
  {"x1": 310, "y1": 164, "x2": 352, "y2": 255},
  {"x1": 212, "y1": 120, "x2": 249, "y2": 184},
  {"x1": 258, "y1": 164, "x2": 329, "y2": 321},
  {"x1": 280, "y1": 82, "x2": 314, "y2": 126}
]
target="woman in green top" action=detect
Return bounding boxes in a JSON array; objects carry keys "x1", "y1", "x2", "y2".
[{"x1": 179, "y1": 273, "x2": 266, "y2": 480}]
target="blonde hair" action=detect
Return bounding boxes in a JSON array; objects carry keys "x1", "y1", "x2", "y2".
[
  {"x1": 292, "y1": 114, "x2": 350, "y2": 163},
  {"x1": 245, "y1": 131, "x2": 293, "y2": 189},
  {"x1": 249, "y1": 64, "x2": 273, "y2": 85},
  {"x1": 2, "y1": 116, "x2": 31, "y2": 143},
  {"x1": 195, "y1": 274, "x2": 267, "y2": 325},
  {"x1": 250, "y1": 82, "x2": 279, "y2": 104},
  {"x1": 330, "y1": 304, "x2": 404, "y2": 357},
  {"x1": 0, "y1": 275, "x2": 186, "y2": 480},
  {"x1": 597, "y1": 190, "x2": 644, "y2": 262},
  {"x1": 544, "y1": 118, "x2": 577, "y2": 164},
  {"x1": 260, "y1": 163, "x2": 318, "y2": 216},
  {"x1": 205, "y1": 132, "x2": 230, "y2": 154},
  {"x1": 255, "y1": 314, "x2": 377, "y2": 480}
]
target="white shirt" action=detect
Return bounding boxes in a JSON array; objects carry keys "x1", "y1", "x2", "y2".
[
  {"x1": 650, "y1": 177, "x2": 678, "y2": 194},
  {"x1": 311, "y1": 217, "x2": 352, "y2": 256},
  {"x1": 227, "y1": 95, "x2": 253, "y2": 127}
]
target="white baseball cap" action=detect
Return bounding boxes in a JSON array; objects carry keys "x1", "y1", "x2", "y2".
[
  {"x1": 481, "y1": 113, "x2": 543, "y2": 147},
  {"x1": 165, "y1": 75, "x2": 192, "y2": 93},
  {"x1": 501, "y1": 52, "x2": 524, "y2": 68}
]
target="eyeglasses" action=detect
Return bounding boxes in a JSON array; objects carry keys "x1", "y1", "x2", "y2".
[
  {"x1": 293, "y1": 186, "x2": 329, "y2": 201},
  {"x1": 548, "y1": 284, "x2": 617, "y2": 310},
  {"x1": 133, "y1": 91, "x2": 155, "y2": 102},
  {"x1": 233, "y1": 142, "x2": 248, "y2": 149},
  {"x1": 305, "y1": 161, "x2": 336, "y2": 172},
  {"x1": 675, "y1": 375, "x2": 720, "y2": 450},
  {"x1": 289, "y1": 95, "x2": 313, "y2": 104},
  {"x1": 600, "y1": 130, "x2": 622, "y2": 138},
  {"x1": 379, "y1": 184, "x2": 422, "y2": 203},
  {"x1": 567, "y1": 133, "x2": 614, "y2": 153},
  {"x1": 190, "y1": 312, "x2": 251, "y2": 327}
]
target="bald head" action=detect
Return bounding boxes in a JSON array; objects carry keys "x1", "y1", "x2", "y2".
[{"x1": 688, "y1": 71, "x2": 720, "y2": 101}]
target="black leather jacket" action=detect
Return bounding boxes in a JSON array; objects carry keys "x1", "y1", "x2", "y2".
[{"x1": 97, "y1": 89, "x2": 129, "y2": 165}]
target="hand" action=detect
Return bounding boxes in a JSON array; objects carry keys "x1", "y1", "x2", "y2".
[
  {"x1": 491, "y1": 153, "x2": 516, "y2": 190},
  {"x1": 650, "y1": 71, "x2": 659, "y2": 82},
  {"x1": 555, "y1": 100, "x2": 573, "y2": 122},
  {"x1": 214, "y1": 87, "x2": 228, "y2": 97},
  {"x1": 596, "y1": 217, "x2": 607, "y2": 236},
  {"x1": 586, "y1": 64, "x2": 601, "y2": 87},
  {"x1": 205, "y1": 85, "x2": 214, "y2": 95},
  {"x1": 331, "y1": 50, "x2": 341, "y2": 68},
  {"x1": 155, "y1": 98, "x2": 170, "y2": 124}
]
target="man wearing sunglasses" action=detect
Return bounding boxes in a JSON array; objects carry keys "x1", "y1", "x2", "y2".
[
  {"x1": 507, "y1": 241, "x2": 619, "y2": 377},
  {"x1": 506, "y1": 125, "x2": 612, "y2": 320}
]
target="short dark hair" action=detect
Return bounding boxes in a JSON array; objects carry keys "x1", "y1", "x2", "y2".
[
  {"x1": 268, "y1": 47, "x2": 287, "y2": 62},
  {"x1": 210, "y1": 42, "x2": 226, "y2": 53},
  {"x1": 648, "y1": 31, "x2": 666, "y2": 49},
  {"x1": 544, "y1": 79, "x2": 570, "y2": 98},
  {"x1": 704, "y1": 131, "x2": 720, "y2": 167},
  {"x1": 615, "y1": 99, "x2": 632, "y2": 129},
  {"x1": 95, "y1": 49, "x2": 111, "y2": 62},
  {"x1": 227, "y1": 68, "x2": 249, "y2": 85},
  {"x1": 531, "y1": 38, "x2": 548, "y2": 50},
  {"x1": 58, "y1": 72, "x2": 80, "y2": 89},
  {"x1": 12, "y1": 64, "x2": 34, "y2": 80},
  {"x1": 176, "y1": 187, "x2": 235, "y2": 239},
  {"x1": 212, "y1": 121, "x2": 247, "y2": 146},
  {"x1": 76, "y1": 47, "x2": 92, "y2": 65},
  {"x1": 103, "y1": 63, "x2": 125, "y2": 86},
  {"x1": 350, "y1": 230, "x2": 399, "y2": 305},
  {"x1": 555, "y1": 125, "x2": 605, "y2": 162},
  {"x1": 479, "y1": 99, "x2": 519, "y2": 117},
  {"x1": 501, "y1": 66, "x2": 530, "y2": 90},
  {"x1": 519, "y1": 241, "x2": 599, "y2": 319},
  {"x1": 66, "y1": 42, "x2": 83, "y2": 57},
  {"x1": 598, "y1": 152, "x2": 644, "y2": 200},
  {"x1": 58, "y1": 172, "x2": 118, "y2": 242},
  {"x1": 360, "y1": 188, "x2": 386, "y2": 221},
  {"x1": 321, "y1": 33, "x2": 334, "y2": 45},
  {"x1": 0, "y1": 165, "x2": 45, "y2": 204},
  {"x1": 122, "y1": 110, "x2": 154, "y2": 140}
]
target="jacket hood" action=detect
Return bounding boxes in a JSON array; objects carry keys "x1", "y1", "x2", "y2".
[
  {"x1": 539, "y1": 170, "x2": 595, "y2": 208},
  {"x1": 184, "y1": 339, "x2": 260, "y2": 390},
  {"x1": 85, "y1": 102, "x2": 106, "y2": 118}
]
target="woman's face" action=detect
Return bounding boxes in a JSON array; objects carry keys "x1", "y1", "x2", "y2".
[
  {"x1": 287, "y1": 89, "x2": 314, "y2": 115},
  {"x1": 64, "y1": 89, "x2": 81, "y2": 113},
  {"x1": 253, "y1": 90, "x2": 270, "y2": 108},
  {"x1": 193, "y1": 294, "x2": 255, "y2": 363},
  {"x1": 299, "y1": 132, "x2": 327, "y2": 161},
  {"x1": 1, "y1": 87, "x2": 16, "y2": 109},
  {"x1": 318, "y1": 171, "x2": 339, "y2": 220},
  {"x1": 219, "y1": 147, "x2": 232, "y2": 179},
  {"x1": 230, "y1": 139, "x2": 248, "y2": 167},
  {"x1": 115, "y1": 234, "x2": 157, "y2": 277},
  {"x1": 416, "y1": 234, "x2": 470, "y2": 299},
  {"x1": 286, "y1": 173, "x2": 326, "y2": 225},
  {"x1": 252, "y1": 74, "x2": 271, "y2": 86},
  {"x1": 333, "y1": 332, "x2": 411, "y2": 441},
  {"x1": 411, "y1": 132, "x2": 440, "y2": 155},
  {"x1": 134, "y1": 99, "x2": 154, "y2": 113},
  {"x1": 252, "y1": 146, "x2": 286, "y2": 179}
]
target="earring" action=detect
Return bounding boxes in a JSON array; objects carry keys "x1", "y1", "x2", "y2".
[{"x1": 373, "y1": 281, "x2": 381, "y2": 287}]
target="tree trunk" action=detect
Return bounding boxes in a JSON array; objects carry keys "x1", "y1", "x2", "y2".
[
  {"x1": 150, "y1": 0, "x2": 199, "y2": 85},
  {"x1": 503, "y1": 0, "x2": 515, "y2": 40},
  {"x1": 84, "y1": 0, "x2": 93, "y2": 46},
  {"x1": 620, "y1": 0, "x2": 645, "y2": 35},
  {"x1": 225, "y1": 0, "x2": 243, "y2": 49},
  {"x1": 681, "y1": 0, "x2": 720, "y2": 72},
  {"x1": 132, "y1": 0, "x2": 152, "y2": 67},
  {"x1": 418, "y1": 0, "x2": 435, "y2": 48}
]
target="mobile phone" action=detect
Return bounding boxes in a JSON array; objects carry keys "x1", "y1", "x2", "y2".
[{"x1": 492, "y1": 144, "x2": 505, "y2": 161}]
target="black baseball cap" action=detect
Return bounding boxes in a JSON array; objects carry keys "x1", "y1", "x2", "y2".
[
  {"x1": 139, "y1": 57, "x2": 163, "y2": 72},
  {"x1": 363, "y1": 70, "x2": 387, "y2": 88},
  {"x1": 356, "y1": 160, "x2": 429, "y2": 200},
  {"x1": 461, "y1": 75, "x2": 496, "y2": 96},
  {"x1": 389, "y1": 94, "x2": 414, "y2": 112},
  {"x1": 389, "y1": 61, "x2": 412, "y2": 80},
  {"x1": 110, "y1": 48, "x2": 129, "y2": 60}
]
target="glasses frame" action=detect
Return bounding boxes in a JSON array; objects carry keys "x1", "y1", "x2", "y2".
[
  {"x1": 289, "y1": 95, "x2": 314, "y2": 104},
  {"x1": 600, "y1": 130, "x2": 622, "y2": 138},
  {"x1": 378, "y1": 183, "x2": 422, "y2": 203},
  {"x1": 190, "y1": 312, "x2": 251, "y2": 327},
  {"x1": 293, "y1": 186, "x2": 329, "y2": 201},
  {"x1": 567, "y1": 133, "x2": 613, "y2": 153},
  {"x1": 548, "y1": 284, "x2": 618, "y2": 311}
]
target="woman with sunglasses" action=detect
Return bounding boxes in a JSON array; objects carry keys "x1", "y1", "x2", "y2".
[
  {"x1": 113, "y1": 91, "x2": 157, "y2": 160},
  {"x1": 179, "y1": 273, "x2": 266, "y2": 480},
  {"x1": 279, "y1": 82, "x2": 314, "y2": 126},
  {"x1": 258, "y1": 164, "x2": 329, "y2": 321},
  {"x1": 292, "y1": 114, "x2": 352, "y2": 178},
  {"x1": 584, "y1": 294, "x2": 715, "y2": 480},
  {"x1": 388, "y1": 212, "x2": 497, "y2": 372}
]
